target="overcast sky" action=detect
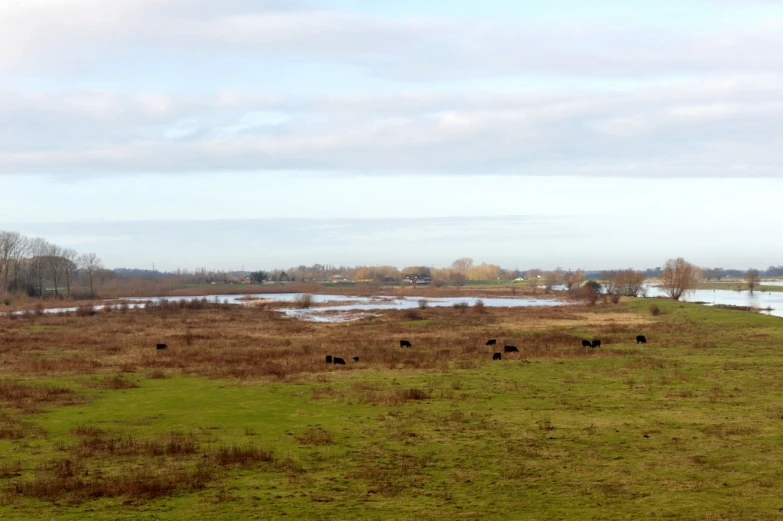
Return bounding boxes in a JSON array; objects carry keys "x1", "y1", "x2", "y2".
[{"x1": 2, "y1": 0, "x2": 782, "y2": 271}]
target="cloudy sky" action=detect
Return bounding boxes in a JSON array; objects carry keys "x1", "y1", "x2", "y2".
[{"x1": 2, "y1": 0, "x2": 782, "y2": 271}]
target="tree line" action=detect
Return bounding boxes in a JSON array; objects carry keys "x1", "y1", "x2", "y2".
[
  {"x1": 0, "y1": 231, "x2": 103, "y2": 298},
  {"x1": 2, "y1": 229, "x2": 776, "y2": 302}
]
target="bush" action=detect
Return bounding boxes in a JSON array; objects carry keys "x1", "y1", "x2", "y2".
[
  {"x1": 403, "y1": 309, "x2": 422, "y2": 321},
  {"x1": 473, "y1": 299, "x2": 486, "y2": 313},
  {"x1": 295, "y1": 294, "x2": 313, "y2": 309},
  {"x1": 417, "y1": 299, "x2": 429, "y2": 309},
  {"x1": 650, "y1": 304, "x2": 661, "y2": 316},
  {"x1": 610, "y1": 293, "x2": 621, "y2": 304},
  {"x1": 452, "y1": 302, "x2": 469, "y2": 313},
  {"x1": 75, "y1": 305, "x2": 97, "y2": 317}
]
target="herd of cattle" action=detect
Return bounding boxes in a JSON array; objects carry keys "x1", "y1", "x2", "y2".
[
  {"x1": 156, "y1": 335, "x2": 649, "y2": 362},
  {"x1": 321, "y1": 335, "x2": 649, "y2": 364}
]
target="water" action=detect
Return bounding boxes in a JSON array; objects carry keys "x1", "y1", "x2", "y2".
[
  {"x1": 644, "y1": 285, "x2": 783, "y2": 318},
  {"x1": 3, "y1": 293, "x2": 565, "y2": 322},
  {"x1": 7, "y1": 286, "x2": 781, "y2": 320}
]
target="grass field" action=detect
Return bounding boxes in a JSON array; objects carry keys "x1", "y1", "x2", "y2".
[{"x1": 1, "y1": 298, "x2": 782, "y2": 520}]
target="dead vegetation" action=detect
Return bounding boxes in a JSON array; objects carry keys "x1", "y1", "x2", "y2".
[{"x1": 0, "y1": 303, "x2": 649, "y2": 383}]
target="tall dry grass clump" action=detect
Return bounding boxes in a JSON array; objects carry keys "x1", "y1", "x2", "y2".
[{"x1": 294, "y1": 294, "x2": 313, "y2": 309}]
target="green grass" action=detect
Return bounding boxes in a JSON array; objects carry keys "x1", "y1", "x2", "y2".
[{"x1": 1, "y1": 301, "x2": 783, "y2": 519}]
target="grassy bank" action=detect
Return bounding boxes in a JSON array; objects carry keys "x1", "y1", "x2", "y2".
[{"x1": 0, "y1": 299, "x2": 782, "y2": 520}]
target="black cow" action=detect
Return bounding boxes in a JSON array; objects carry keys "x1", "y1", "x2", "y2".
[
  {"x1": 325, "y1": 355, "x2": 333, "y2": 363},
  {"x1": 353, "y1": 356, "x2": 360, "y2": 362},
  {"x1": 591, "y1": 339, "x2": 601, "y2": 348},
  {"x1": 504, "y1": 345, "x2": 519, "y2": 353},
  {"x1": 636, "y1": 335, "x2": 647, "y2": 344},
  {"x1": 156, "y1": 344, "x2": 167, "y2": 350},
  {"x1": 493, "y1": 352, "x2": 502, "y2": 360},
  {"x1": 486, "y1": 339, "x2": 497, "y2": 346},
  {"x1": 581, "y1": 339, "x2": 592, "y2": 348},
  {"x1": 333, "y1": 357, "x2": 346, "y2": 365},
  {"x1": 400, "y1": 340, "x2": 412, "y2": 348}
]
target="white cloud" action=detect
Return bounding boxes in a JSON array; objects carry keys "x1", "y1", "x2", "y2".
[
  {"x1": 1, "y1": 76, "x2": 783, "y2": 177},
  {"x1": 2, "y1": 1, "x2": 783, "y2": 79}
]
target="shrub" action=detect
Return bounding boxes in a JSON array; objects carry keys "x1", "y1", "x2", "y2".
[
  {"x1": 417, "y1": 299, "x2": 429, "y2": 310},
  {"x1": 610, "y1": 293, "x2": 621, "y2": 304},
  {"x1": 295, "y1": 294, "x2": 313, "y2": 309},
  {"x1": 453, "y1": 302, "x2": 469, "y2": 313},
  {"x1": 473, "y1": 299, "x2": 486, "y2": 313},
  {"x1": 75, "y1": 305, "x2": 97, "y2": 317},
  {"x1": 296, "y1": 426, "x2": 334, "y2": 446},
  {"x1": 403, "y1": 309, "x2": 422, "y2": 321},
  {"x1": 208, "y1": 444, "x2": 274, "y2": 467},
  {"x1": 401, "y1": 388, "x2": 429, "y2": 401},
  {"x1": 650, "y1": 304, "x2": 661, "y2": 316}
]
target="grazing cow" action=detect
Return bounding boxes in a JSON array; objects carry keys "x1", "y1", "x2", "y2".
[
  {"x1": 581, "y1": 339, "x2": 592, "y2": 348},
  {"x1": 333, "y1": 357, "x2": 346, "y2": 365},
  {"x1": 156, "y1": 344, "x2": 167, "y2": 350},
  {"x1": 486, "y1": 339, "x2": 497, "y2": 346},
  {"x1": 353, "y1": 356, "x2": 359, "y2": 362},
  {"x1": 636, "y1": 335, "x2": 647, "y2": 344},
  {"x1": 504, "y1": 345, "x2": 519, "y2": 353},
  {"x1": 493, "y1": 352, "x2": 502, "y2": 360},
  {"x1": 591, "y1": 339, "x2": 602, "y2": 348},
  {"x1": 325, "y1": 355, "x2": 333, "y2": 363},
  {"x1": 400, "y1": 340, "x2": 412, "y2": 348}
]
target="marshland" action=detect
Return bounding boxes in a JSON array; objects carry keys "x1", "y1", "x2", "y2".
[{"x1": 1, "y1": 293, "x2": 782, "y2": 520}]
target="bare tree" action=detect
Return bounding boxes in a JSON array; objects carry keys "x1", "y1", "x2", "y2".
[
  {"x1": 43, "y1": 243, "x2": 65, "y2": 297},
  {"x1": 60, "y1": 248, "x2": 79, "y2": 298},
  {"x1": 0, "y1": 231, "x2": 23, "y2": 292},
  {"x1": 28, "y1": 238, "x2": 51, "y2": 297},
  {"x1": 564, "y1": 269, "x2": 585, "y2": 291},
  {"x1": 746, "y1": 268, "x2": 760, "y2": 294},
  {"x1": 615, "y1": 269, "x2": 646, "y2": 297},
  {"x1": 451, "y1": 257, "x2": 474, "y2": 274},
  {"x1": 660, "y1": 258, "x2": 700, "y2": 300},
  {"x1": 599, "y1": 270, "x2": 618, "y2": 295},
  {"x1": 79, "y1": 253, "x2": 103, "y2": 297}
]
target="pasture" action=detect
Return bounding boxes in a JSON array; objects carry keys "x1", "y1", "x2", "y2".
[{"x1": 0, "y1": 298, "x2": 782, "y2": 520}]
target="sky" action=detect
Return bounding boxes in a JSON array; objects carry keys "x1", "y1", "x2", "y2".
[{"x1": 2, "y1": 0, "x2": 782, "y2": 271}]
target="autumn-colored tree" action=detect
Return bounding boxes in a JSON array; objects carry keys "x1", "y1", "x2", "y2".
[
  {"x1": 354, "y1": 267, "x2": 371, "y2": 282},
  {"x1": 660, "y1": 258, "x2": 700, "y2": 300}
]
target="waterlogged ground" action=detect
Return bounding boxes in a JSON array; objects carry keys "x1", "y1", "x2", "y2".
[{"x1": 0, "y1": 299, "x2": 782, "y2": 520}]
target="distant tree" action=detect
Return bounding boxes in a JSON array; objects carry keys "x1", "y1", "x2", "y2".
[
  {"x1": 746, "y1": 268, "x2": 760, "y2": 294},
  {"x1": 249, "y1": 271, "x2": 268, "y2": 284},
  {"x1": 79, "y1": 253, "x2": 103, "y2": 297},
  {"x1": 660, "y1": 258, "x2": 700, "y2": 301},
  {"x1": 451, "y1": 257, "x2": 474, "y2": 274},
  {"x1": 59, "y1": 248, "x2": 79, "y2": 297},
  {"x1": 449, "y1": 271, "x2": 466, "y2": 287},
  {"x1": 564, "y1": 270, "x2": 585, "y2": 291},
  {"x1": 614, "y1": 269, "x2": 646, "y2": 297},
  {"x1": 544, "y1": 267, "x2": 563, "y2": 290},
  {"x1": 355, "y1": 267, "x2": 371, "y2": 281},
  {"x1": 599, "y1": 270, "x2": 618, "y2": 295},
  {"x1": 579, "y1": 281, "x2": 602, "y2": 305}
]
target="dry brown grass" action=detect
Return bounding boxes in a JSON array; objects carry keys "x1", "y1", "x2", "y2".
[{"x1": 0, "y1": 303, "x2": 635, "y2": 383}]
